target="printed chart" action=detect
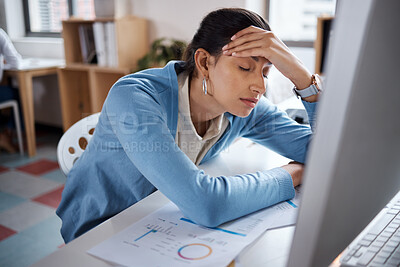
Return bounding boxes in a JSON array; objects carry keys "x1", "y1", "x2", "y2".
[
  {"x1": 178, "y1": 243, "x2": 212, "y2": 260},
  {"x1": 88, "y1": 190, "x2": 301, "y2": 267}
]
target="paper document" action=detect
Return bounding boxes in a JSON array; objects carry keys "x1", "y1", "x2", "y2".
[
  {"x1": 88, "y1": 189, "x2": 301, "y2": 267},
  {"x1": 4, "y1": 58, "x2": 64, "y2": 70}
]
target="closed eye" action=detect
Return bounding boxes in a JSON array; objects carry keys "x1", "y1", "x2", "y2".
[
  {"x1": 239, "y1": 66, "x2": 250, "y2": 72},
  {"x1": 240, "y1": 65, "x2": 268, "y2": 79}
]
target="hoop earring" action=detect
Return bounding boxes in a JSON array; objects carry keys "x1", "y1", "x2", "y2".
[{"x1": 202, "y1": 78, "x2": 207, "y2": 95}]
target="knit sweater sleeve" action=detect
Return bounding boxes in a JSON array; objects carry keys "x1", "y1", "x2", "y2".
[
  {"x1": 241, "y1": 96, "x2": 317, "y2": 164},
  {"x1": 105, "y1": 79, "x2": 296, "y2": 228}
]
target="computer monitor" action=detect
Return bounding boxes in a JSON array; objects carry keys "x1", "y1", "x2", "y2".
[{"x1": 287, "y1": 0, "x2": 400, "y2": 266}]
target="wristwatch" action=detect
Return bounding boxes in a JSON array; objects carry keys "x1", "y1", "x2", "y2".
[{"x1": 293, "y1": 74, "x2": 322, "y2": 99}]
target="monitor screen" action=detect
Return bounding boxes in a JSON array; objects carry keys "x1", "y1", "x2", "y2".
[{"x1": 287, "y1": 0, "x2": 400, "y2": 266}]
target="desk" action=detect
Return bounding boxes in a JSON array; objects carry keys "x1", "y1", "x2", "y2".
[
  {"x1": 32, "y1": 138, "x2": 297, "y2": 267},
  {"x1": 4, "y1": 58, "x2": 64, "y2": 157}
]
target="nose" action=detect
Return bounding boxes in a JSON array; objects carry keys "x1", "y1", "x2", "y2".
[{"x1": 250, "y1": 75, "x2": 266, "y2": 95}]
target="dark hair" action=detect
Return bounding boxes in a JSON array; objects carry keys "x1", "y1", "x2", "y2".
[{"x1": 182, "y1": 8, "x2": 271, "y2": 77}]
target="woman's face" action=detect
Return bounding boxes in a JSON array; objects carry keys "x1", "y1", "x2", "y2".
[{"x1": 207, "y1": 54, "x2": 271, "y2": 117}]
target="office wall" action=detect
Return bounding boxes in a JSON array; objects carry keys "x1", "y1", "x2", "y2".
[
  {"x1": 128, "y1": 0, "x2": 246, "y2": 43},
  {"x1": 267, "y1": 47, "x2": 315, "y2": 103},
  {"x1": 3, "y1": 0, "x2": 314, "y2": 127}
]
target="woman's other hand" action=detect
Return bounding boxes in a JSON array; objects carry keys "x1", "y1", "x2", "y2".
[
  {"x1": 222, "y1": 26, "x2": 312, "y2": 91},
  {"x1": 281, "y1": 161, "x2": 305, "y2": 187}
]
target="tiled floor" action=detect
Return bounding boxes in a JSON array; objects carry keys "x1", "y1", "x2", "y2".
[{"x1": 0, "y1": 126, "x2": 65, "y2": 267}]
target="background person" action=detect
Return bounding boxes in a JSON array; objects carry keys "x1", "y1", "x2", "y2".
[{"x1": 0, "y1": 28, "x2": 22, "y2": 153}]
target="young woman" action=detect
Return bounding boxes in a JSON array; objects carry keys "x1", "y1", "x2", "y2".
[{"x1": 57, "y1": 8, "x2": 320, "y2": 243}]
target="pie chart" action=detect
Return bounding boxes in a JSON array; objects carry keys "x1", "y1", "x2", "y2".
[{"x1": 177, "y1": 243, "x2": 212, "y2": 260}]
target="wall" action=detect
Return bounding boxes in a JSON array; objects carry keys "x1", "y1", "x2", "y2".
[
  {"x1": 128, "y1": 0, "x2": 246, "y2": 43},
  {"x1": 6, "y1": 0, "x2": 262, "y2": 58},
  {"x1": 2, "y1": 0, "x2": 315, "y2": 127},
  {"x1": 267, "y1": 47, "x2": 315, "y2": 103}
]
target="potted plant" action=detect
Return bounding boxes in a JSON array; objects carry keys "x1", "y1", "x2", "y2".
[{"x1": 136, "y1": 38, "x2": 187, "y2": 71}]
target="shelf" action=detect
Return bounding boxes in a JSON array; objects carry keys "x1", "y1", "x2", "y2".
[
  {"x1": 59, "y1": 16, "x2": 148, "y2": 130},
  {"x1": 61, "y1": 63, "x2": 131, "y2": 73},
  {"x1": 62, "y1": 16, "x2": 148, "y2": 69}
]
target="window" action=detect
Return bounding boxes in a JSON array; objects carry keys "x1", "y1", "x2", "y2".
[
  {"x1": 266, "y1": 0, "x2": 337, "y2": 47},
  {"x1": 72, "y1": 0, "x2": 95, "y2": 20},
  {"x1": 23, "y1": 0, "x2": 95, "y2": 37}
]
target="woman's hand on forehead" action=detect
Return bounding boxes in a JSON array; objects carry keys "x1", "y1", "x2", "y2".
[{"x1": 221, "y1": 26, "x2": 312, "y2": 89}]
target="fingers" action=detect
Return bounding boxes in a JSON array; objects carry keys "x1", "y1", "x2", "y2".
[
  {"x1": 223, "y1": 37, "x2": 263, "y2": 52},
  {"x1": 222, "y1": 26, "x2": 276, "y2": 59},
  {"x1": 222, "y1": 42, "x2": 265, "y2": 57},
  {"x1": 230, "y1": 48, "x2": 263, "y2": 58},
  {"x1": 222, "y1": 37, "x2": 273, "y2": 59},
  {"x1": 223, "y1": 27, "x2": 269, "y2": 51},
  {"x1": 223, "y1": 33, "x2": 265, "y2": 52},
  {"x1": 230, "y1": 25, "x2": 263, "y2": 40}
]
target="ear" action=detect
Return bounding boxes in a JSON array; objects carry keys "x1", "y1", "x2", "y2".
[{"x1": 194, "y1": 48, "x2": 211, "y2": 78}]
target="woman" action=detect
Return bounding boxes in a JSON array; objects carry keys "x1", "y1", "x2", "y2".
[
  {"x1": 57, "y1": 8, "x2": 320, "y2": 243},
  {"x1": 0, "y1": 28, "x2": 22, "y2": 153}
]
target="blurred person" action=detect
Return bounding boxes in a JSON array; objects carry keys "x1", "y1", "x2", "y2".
[{"x1": 0, "y1": 28, "x2": 22, "y2": 153}]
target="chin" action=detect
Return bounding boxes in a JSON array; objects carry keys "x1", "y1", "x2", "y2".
[{"x1": 231, "y1": 109, "x2": 253, "y2": 118}]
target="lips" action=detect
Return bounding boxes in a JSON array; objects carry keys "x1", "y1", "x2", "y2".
[{"x1": 240, "y1": 98, "x2": 259, "y2": 108}]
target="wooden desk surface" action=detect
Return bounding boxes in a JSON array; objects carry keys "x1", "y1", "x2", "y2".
[
  {"x1": 4, "y1": 58, "x2": 64, "y2": 72},
  {"x1": 32, "y1": 139, "x2": 295, "y2": 267},
  {"x1": 4, "y1": 58, "x2": 64, "y2": 157}
]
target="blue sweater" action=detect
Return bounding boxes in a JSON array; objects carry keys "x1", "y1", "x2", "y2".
[{"x1": 57, "y1": 61, "x2": 317, "y2": 243}]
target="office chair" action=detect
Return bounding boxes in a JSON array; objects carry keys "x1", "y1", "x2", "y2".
[
  {"x1": 0, "y1": 100, "x2": 23, "y2": 155},
  {"x1": 57, "y1": 112, "x2": 100, "y2": 176}
]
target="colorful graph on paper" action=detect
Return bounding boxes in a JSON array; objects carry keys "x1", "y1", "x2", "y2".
[{"x1": 88, "y1": 191, "x2": 301, "y2": 267}]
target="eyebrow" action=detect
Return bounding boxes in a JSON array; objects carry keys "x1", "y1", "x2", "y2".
[
  {"x1": 251, "y1": 56, "x2": 259, "y2": 62},
  {"x1": 251, "y1": 56, "x2": 273, "y2": 66}
]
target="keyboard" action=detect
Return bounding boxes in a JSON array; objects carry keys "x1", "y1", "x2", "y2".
[{"x1": 340, "y1": 197, "x2": 400, "y2": 267}]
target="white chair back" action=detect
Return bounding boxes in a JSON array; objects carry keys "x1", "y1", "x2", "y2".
[{"x1": 57, "y1": 113, "x2": 100, "y2": 176}]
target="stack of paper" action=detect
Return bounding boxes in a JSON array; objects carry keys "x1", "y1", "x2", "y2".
[{"x1": 88, "y1": 190, "x2": 301, "y2": 267}]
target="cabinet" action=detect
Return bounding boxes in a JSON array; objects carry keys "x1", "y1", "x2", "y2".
[
  {"x1": 315, "y1": 16, "x2": 334, "y2": 75},
  {"x1": 58, "y1": 16, "x2": 148, "y2": 130}
]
